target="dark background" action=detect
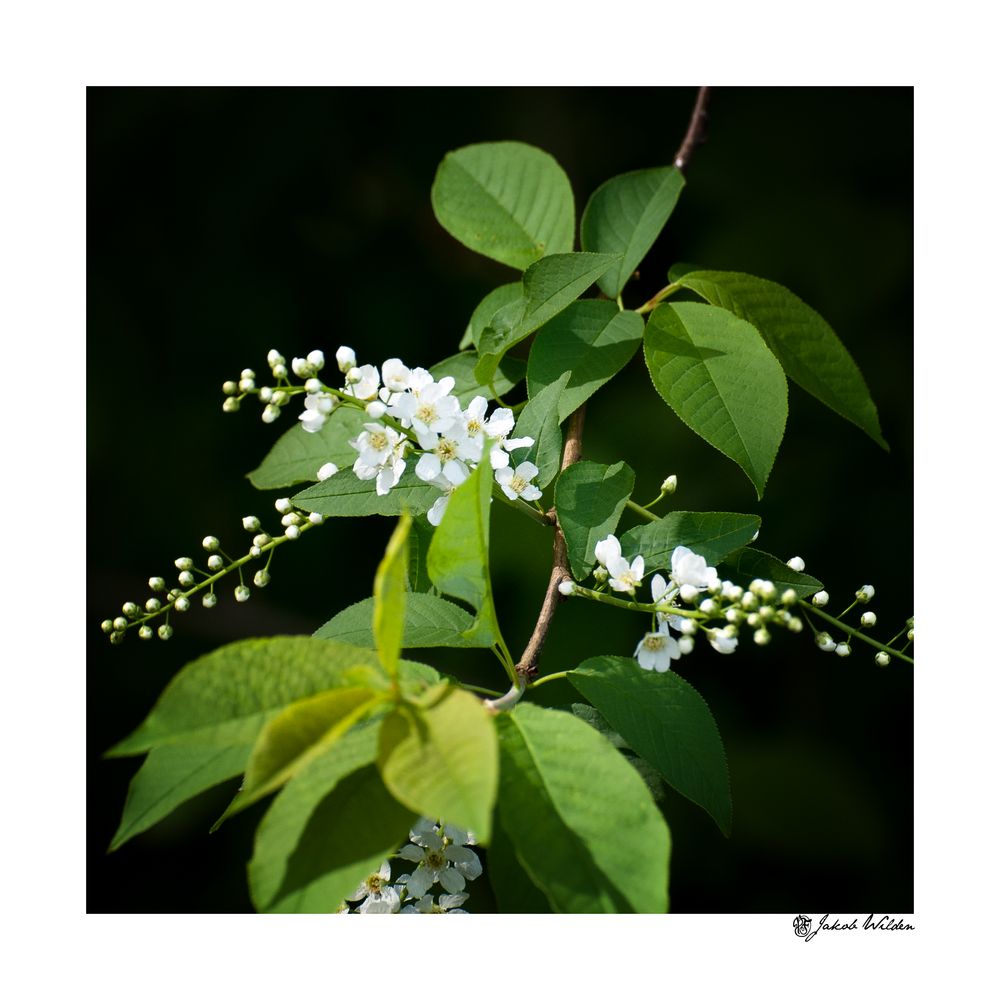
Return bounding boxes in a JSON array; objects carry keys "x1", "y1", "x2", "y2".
[{"x1": 88, "y1": 87, "x2": 913, "y2": 913}]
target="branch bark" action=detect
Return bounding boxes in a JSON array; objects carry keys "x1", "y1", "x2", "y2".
[{"x1": 512, "y1": 87, "x2": 711, "y2": 689}]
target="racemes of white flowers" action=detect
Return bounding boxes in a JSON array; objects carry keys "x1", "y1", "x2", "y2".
[
  {"x1": 346, "y1": 860, "x2": 401, "y2": 914},
  {"x1": 397, "y1": 817, "x2": 482, "y2": 899}
]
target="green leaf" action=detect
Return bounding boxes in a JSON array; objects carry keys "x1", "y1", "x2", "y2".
[
  {"x1": 488, "y1": 815, "x2": 553, "y2": 913},
  {"x1": 292, "y1": 467, "x2": 438, "y2": 518},
  {"x1": 527, "y1": 300, "x2": 644, "y2": 421},
  {"x1": 106, "y1": 636, "x2": 437, "y2": 757},
  {"x1": 580, "y1": 167, "x2": 685, "y2": 297},
  {"x1": 426, "y1": 454, "x2": 503, "y2": 647},
  {"x1": 373, "y1": 515, "x2": 410, "y2": 677},
  {"x1": 109, "y1": 743, "x2": 251, "y2": 852},
  {"x1": 570, "y1": 656, "x2": 732, "y2": 836},
  {"x1": 676, "y1": 270, "x2": 887, "y2": 449},
  {"x1": 247, "y1": 405, "x2": 368, "y2": 490},
  {"x1": 555, "y1": 460, "x2": 636, "y2": 580},
  {"x1": 719, "y1": 546, "x2": 823, "y2": 597},
  {"x1": 620, "y1": 510, "x2": 762, "y2": 574},
  {"x1": 249, "y1": 721, "x2": 413, "y2": 912},
  {"x1": 474, "y1": 252, "x2": 621, "y2": 386},
  {"x1": 406, "y1": 515, "x2": 436, "y2": 593},
  {"x1": 227, "y1": 687, "x2": 382, "y2": 815},
  {"x1": 508, "y1": 372, "x2": 569, "y2": 489},
  {"x1": 314, "y1": 592, "x2": 491, "y2": 649},
  {"x1": 644, "y1": 302, "x2": 788, "y2": 498},
  {"x1": 431, "y1": 141, "x2": 574, "y2": 270},
  {"x1": 459, "y1": 282, "x2": 523, "y2": 350},
  {"x1": 429, "y1": 350, "x2": 526, "y2": 405},
  {"x1": 496, "y1": 703, "x2": 670, "y2": 913},
  {"x1": 377, "y1": 688, "x2": 498, "y2": 841}
]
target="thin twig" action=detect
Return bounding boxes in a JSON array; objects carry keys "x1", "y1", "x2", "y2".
[{"x1": 673, "y1": 87, "x2": 711, "y2": 174}]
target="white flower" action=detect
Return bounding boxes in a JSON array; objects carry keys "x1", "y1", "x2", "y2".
[
  {"x1": 670, "y1": 545, "x2": 719, "y2": 591},
  {"x1": 381, "y1": 358, "x2": 412, "y2": 393},
  {"x1": 811, "y1": 590, "x2": 829, "y2": 607},
  {"x1": 398, "y1": 821, "x2": 482, "y2": 898},
  {"x1": 297, "y1": 392, "x2": 335, "y2": 433},
  {"x1": 389, "y1": 376, "x2": 460, "y2": 434},
  {"x1": 306, "y1": 349, "x2": 325, "y2": 370},
  {"x1": 351, "y1": 422, "x2": 408, "y2": 496},
  {"x1": 786, "y1": 555, "x2": 805, "y2": 572},
  {"x1": 856, "y1": 584, "x2": 875, "y2": 603},
  {"x1": 634, "y1": 621, "x2": 681, "y2": 672},
  {"x1": 489, "y1": 434, "x2": 534, "y2": 470},
  {"x1": 495, "y1": 461, "x2": 542, "y2": 502},
  {"x1": 607, "y1": 553, "x2": 644, "y2": 594},
  {"x1": 401, "y1": 892, "x2": 469, "y2": 914},
  {"x1": 860, "y1": 611, "x2": 877, "y2": 627},
  {"x1": 425, "y1": 465, "x2": 470, "y2": 526},
  {"x1": 347, "y1": 860, "x2": 400, "y2": 914},
  {"x1": 335, "y1": 345, "x2": 356, "y2": 373},
  {"x1": 594, "y1": 534, "x2": 622, "y2": 568},
  {"x1": 708, "y1": 628, "x2": 738, "y2": 654},
  {"x1": 414, "y1": 424, "x2": 480, "y2": 483},
  {"x1": 317, "y1": 462, "x2": 338, "y2": 481},
  {"x1": 344, "y1": 364, "x2": 381, "y2": 401}
]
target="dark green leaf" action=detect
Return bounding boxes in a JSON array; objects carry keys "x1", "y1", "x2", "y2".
[
  {"x1": 247, "y1": 405, "x2": 367, "y2": 490},
  {"x1": 377, "y1": 688, "x2": 498, "y2": 841},
  {"x1": 508, "y1": 373, "x2": 569, "y2": 489},
  {"x1": 488, "y1": 814, "x2": 552, "y2": 913},
  {"x1": 527, "y1": 300, "x2": 644, "y2": 421},
  {"x1": 555, "y1": 460, "x2": 635, "y2": 579},
  {"x1": 109, "y1": 743, "x2": 251, "y2": 852},
  {"x1": 570, "y1": 656, "x2": 732, "y2": 835},
  {"x1": 496, "y1": 704, "x2": 670, "y2": 912},
  {"x1": 719, "y1": 546, "x2": 823, "y2": 597},
  {"x1": 292, "y1": 467, "x2": 438, "y2": 518},
  {"x1": 644, "y1": 302, "x2": 788, "y2": 498},
  {"x1": 406, "y1": 515, "x2": 437, "y2": 593},
  {"x1": 373, "y1": 515, "x2": 410, "y2": 677},
  {"x1": 474, "y1": 252, "x2": 621, "y2": 385},
  {"x1": 314, "y1": 592, "x2": 490, "y2": 649},
  {"x1": 620, "y1": 510, "x2": 762, "y2": 574},
  {"x1": 676, "y1": 270, "x2": 887, "y2": 449},
  {"x1": 459, "y1": 282, "x2": 523, "y2": 350},
  {"x1": 580, "y1": 167, "x2": 685, "y2": 297},
  {"x1": 429, "y1": 350, "x2": 526, "y2": 405},
  {"x1": 106, "y1": 637, "x2": 437, "y2": 757},
  {"x1": 431, "y1": 141, "x2": 574, "y2": 270}
]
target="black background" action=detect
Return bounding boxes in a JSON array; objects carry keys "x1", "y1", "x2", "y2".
[{"x1": 88, "y1": 87, "x2": 913, "y2": 913}]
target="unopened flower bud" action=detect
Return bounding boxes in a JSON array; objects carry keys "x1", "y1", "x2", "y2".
[
  {"x1": 787, "y1": 617, "x2": 803, "y2": 633},
  {"x1": 235, "y1": 585, "x2": 251, "y2": 602},
  {"x1": 202, "y1": 535, "x2": 220, "y2": 552},
  {"x1": 907, "y1": 627, "x2": 914, "y2": 641},
  {"x1": 593, "y1": 565, "x2": 608, "y2": 583},
  {"x1": 239, "y1": 377, "x2": 255, "y2": 392},
  {"x1": 680, "y1": 618, "x2": 698, "y2": 636},
  {"x1": 336, "y1": 346, "x2": 356, "y2": 372},
  {"x1": 860, "y1": 611, "x2": 877, "y2": 627},
  {"x1": 781, "y1": 588, "x2": 798, "y2": 606},
  {"x1": 786, "y1": 556, "x2": 805, "y2": 572},
  {"x1": 113, "y1": 617, "x2": 128, "y2": 632},
  {"x1": 758, "y1": 605, "x2": 775, "y2": 623},
  {"x1": 308, "y1": 512, "x2": 324, "y2": 525},
  {"x1": 222, "y1": 380, "x2": 238, "y2": 396},
  {"x1": 678, "y1": 635, "x2": 695, "y2": 654},
  {"x1": 747, "y1": 612, "x2": 759, "y2": 627},
  {"x1": 272, "y1": 364, "x2": 288, "y2": 379},
  {"x1": 109, "y1": 631, "x2": 125, "y2": 645},
  {"x1": 253, "y1": 570, "x2": 271, "y2": 588},
  {"x1": 145, "y1": 598, "x2": 161, "y2": 613},
  {"x1": 262, "y1": 404, "x2": 281, "y2": 424},
  {"x1": 661, "y1": 474, "x2": 677, "y2": 494},
  {"x1": 365, "y1": 400, "x2": 387, "y2": 419},
  {"x1": 158, "y1": 624, "x2": 173, "y2": 640},
  {"x1": 249, "y1": 545, "x2": 262, "y2": 558},
  {"x1": 174, "y1": 596, "x2": 190, "y2": 612},
  {"x1": 241, "y1": 368, "x2": 256, "y2": 381},
  {"x1": 285, "y1": 524, "x2": 301, "y2": 540},
  {"x1": 281, "y1": 512, "x2": 300, "y2": 527},
  {"x1": 292, "y1": 357, "x2": 310, "y2": 378},
  {"x1": 223, "y1": 397, "x2": 240, "y2": 413},
  {"x1": 875, "y1": 651, "x2": 890, "y2": 666},
  {"x1": 122, "y1": 601, "x2": 139, "y2": 618},
  {"x1": 679, "y1": 584, "x2": 699, "y2": 604},
  {"x1": 259, "y1": 386, "x2": 273, "y2": 403},
  {"x1": 275, "y1": 497, "x2": 292, "y2": 514},
  {"x1": 138, "y1": 625, "x2": 153, "y2": 640},
  {"x1": 816, "y1": 632, "x2": 836, "y2": 652},
  {"x1": 242, "y1": 515, "x2": 261, "y2": 532},
  {"x1": 725, "y1": 608, "x2": 743, "y2": 624},
  {"x1": 253, "y1": 533, "x2": 271, "y2": 548},
  {"x1": 202, "y1": 592, "x2": 218, "y2": 609},
  {"x1": 149, "y1": 576, "x2": 166, "y2": 592},
  {"x1": 753, "y1": 628, "x2": 771, "y2": 646},
  {"x1": 101, "y1": 619, "x2": 114, "y2": 634},
  {"x1": 175, "y1": 557, "x2": 193, "y2": 571},
  {"x1": 741, "y1": 592, "x2": 758, "y2": 611},
  {"x1": 267, "y1": 349, "x2": 284, "y2": 367},
  {"x1": 307, "y1": 349, "x2": 325, "y2": 370},
  {"x1": 835, "y1": 642, "x2": 851, "y2": 657},
  {"x1": 811, "y1": 590, "x2": 829, "y2": 607},
  {"x1": 317, "y1": 462, "x2": 338, "y2": 481},
  {"x1": 856, "y1": 584, "x2": 875, "y2": 603},
  {"x1": 698, "y1": 598, "x2": 717, "y2": 615},
  {"x1": 557, "y1": 579, "x2": 576, "y2": 596},
  {"x1": 207, "y1": 554, "x2": 224, "y2": 571},
  {"x1": 178, "y1": 570, "x2": 195, "y2": 587}
]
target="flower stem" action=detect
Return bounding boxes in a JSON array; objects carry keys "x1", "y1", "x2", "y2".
[
  {"x1": 529, "y1": 670, "x2": 571, "y2": 689},
  {"x1": 802, "y1": 604, "x2": 914, "y2": 664},
  {"x1": 624, "y1": 498, "x2": 660, "y2": 522}
]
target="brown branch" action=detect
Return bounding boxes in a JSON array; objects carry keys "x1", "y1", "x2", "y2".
[
  {"x1": 673, "y1": 86, "x2": 711, "y2": 174},
  {"x1": 514, "y1": 88, "x2": 712, "y2": 688}
]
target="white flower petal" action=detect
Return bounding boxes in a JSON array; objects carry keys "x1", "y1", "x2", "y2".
[{"x1": 438, "y1": 866, "x2": 466, "y2": 894}]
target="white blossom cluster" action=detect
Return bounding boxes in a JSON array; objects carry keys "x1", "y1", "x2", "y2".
[
  {"x1": 564, "y1": 535, "x2": 808, "y2": 671},
  {"x1": 337, "y1": 818, "x2": 482, "y2": 915},
  {"x1": 224, "y1": 346, "x2": 542, "y2": 525}
]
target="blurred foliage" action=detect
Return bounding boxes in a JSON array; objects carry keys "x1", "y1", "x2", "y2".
[{"x1": 88, "y1": 87, "x2": 912, "y2": 913}]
